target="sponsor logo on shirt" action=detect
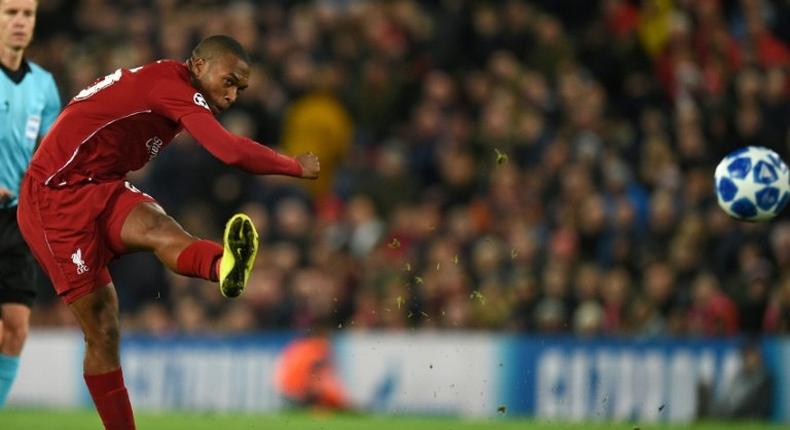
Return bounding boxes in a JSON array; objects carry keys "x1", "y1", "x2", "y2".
[
  {"x1": 193, "y1": 92, "x2": 210, "y2": 111},
  {"x1": 71, "y1": 248, "x2": 90, "y2": 275},
  {"x1": 145, "y1": 136, "x2": 163, "y2": 160}
]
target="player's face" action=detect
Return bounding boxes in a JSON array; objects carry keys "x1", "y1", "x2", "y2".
[
  {"x1": 0, "y1": 0, "x2": 36, "y2": 51},
  {"x1": 193, "y1": 53, "x2": 250, "y2": 114}
]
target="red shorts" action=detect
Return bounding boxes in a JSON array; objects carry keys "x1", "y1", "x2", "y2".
[{"x1": 17, "y1": 176, "x2": 157, "y2": 304}]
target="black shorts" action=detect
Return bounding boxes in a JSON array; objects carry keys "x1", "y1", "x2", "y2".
[{"x1": 0, "y1": 206, "x2": 36, "y2": 307}]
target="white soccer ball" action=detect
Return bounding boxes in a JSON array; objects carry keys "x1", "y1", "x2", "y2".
[{"x1": 714, "y1": 146, "x2": 790, "y2": 222}]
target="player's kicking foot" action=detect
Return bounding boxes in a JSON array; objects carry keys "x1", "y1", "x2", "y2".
[{"x1": 219, "y1": 213, "x2": 259, "y2": 298}]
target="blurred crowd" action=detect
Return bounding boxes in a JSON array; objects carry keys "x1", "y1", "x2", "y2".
[{"x1": 25, "y1": 0, "x2": 789, "y2": 336}]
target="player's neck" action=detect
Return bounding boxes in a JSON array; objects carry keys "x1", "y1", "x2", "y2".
[{"x1": 0, "y1": 46, "x2": 25, "y2": 72}]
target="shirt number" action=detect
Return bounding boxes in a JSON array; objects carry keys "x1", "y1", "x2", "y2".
[{"x1": 73, "y1": 66, "x2": 142, "y2": 101}]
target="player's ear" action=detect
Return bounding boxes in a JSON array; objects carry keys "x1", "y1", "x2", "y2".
[{"x1": 189, "y1": 57, "x2": 207, "y2": 77}]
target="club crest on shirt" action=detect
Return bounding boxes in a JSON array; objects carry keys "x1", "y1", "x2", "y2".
[
  {"x1": 71, "y1": 248, "x2": 90, "y2": 275},
  {"x1": 193, "y1": 92, "x2": 210, "y2": 111}
]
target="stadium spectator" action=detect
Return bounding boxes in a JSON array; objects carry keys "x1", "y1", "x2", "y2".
[
  {"x1": 281, "y1": 65, "x2": 353, "y2": 198},
  {"x1": 687, "y1": 271, "x2": 740, "y2": 336},
  {"x1": 709, "y1": 339, "x2": 773, "y2": 419},
  {"x1": 274, "y1": 334, "x2": 349, "y2": 411}
]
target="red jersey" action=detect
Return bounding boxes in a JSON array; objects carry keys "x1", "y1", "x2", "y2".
[{"x1": 28, "y1": 60, "x2": 301, "y2": 187}]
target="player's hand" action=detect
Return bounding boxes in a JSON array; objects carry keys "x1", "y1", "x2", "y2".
[
  {"x1": 0, "y1": 187, "x2": 13, "y2": 205},
  {"x1": 296, "y1": 152, "x2": 320, "y2": 179}
]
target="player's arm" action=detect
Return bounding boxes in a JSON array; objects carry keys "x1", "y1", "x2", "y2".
[{"x1": 180, "y1": 112, "x2": 319, "y2": 179}]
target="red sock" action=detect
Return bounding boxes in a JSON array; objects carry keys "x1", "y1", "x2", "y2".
[
  {"x1": 176, "y1": 239, "x2": 222, "y2": 281},
  {"x1": 84, "y1": 368, "x2": 136, "y2": 430}
]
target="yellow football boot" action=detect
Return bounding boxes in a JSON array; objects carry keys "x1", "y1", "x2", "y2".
[{"x1": 219, "y1": 213, "x2": 259, "y2": 298}]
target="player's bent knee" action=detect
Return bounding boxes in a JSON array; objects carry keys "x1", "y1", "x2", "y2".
[
  {"x1": 84, "y1": 323, "x2": 120, "y2": 350},
  {"x1": 122, "y1": 203, "x2": 191, "y2": 251},
  {"x1": 100, "y1": 324, "x2": 120, "y2": 347},
  {"x1": 72, "y1": 288, "x2": 121, "y2": 348},
  {"x1": 138, "y1": 205, "x2": 175, "y2": 236}
]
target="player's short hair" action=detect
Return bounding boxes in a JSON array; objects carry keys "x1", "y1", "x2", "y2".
[{"x1": 192, "y1": 35, "x2": 250, "y2": 64}]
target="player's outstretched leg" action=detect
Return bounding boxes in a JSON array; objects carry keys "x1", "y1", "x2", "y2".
[
  {"x1": 119, "y1": 203, "x2": 258, "y2": 297},
  {"x1": 219, "y1": 213, "x2": 259, "y2": 298}
]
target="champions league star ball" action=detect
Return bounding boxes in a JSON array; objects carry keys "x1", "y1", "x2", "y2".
[{"x1": 714, "y1": 146, "x2": 790, "y2": 222}]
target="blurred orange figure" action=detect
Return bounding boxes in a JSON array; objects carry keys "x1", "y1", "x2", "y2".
[{"x1": 274, "y1": 336, "x2": 349, "y2": 410}]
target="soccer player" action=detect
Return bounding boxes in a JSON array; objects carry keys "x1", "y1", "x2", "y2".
[
  {"x1": 0, "y1": 0, "x2": 60, "y2": 407},
  {"x1": 17, "y1": 35, "x2": 320, "y2": 429}
]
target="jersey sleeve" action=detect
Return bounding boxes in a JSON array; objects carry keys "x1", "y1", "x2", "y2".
[
  {"x1": 147, "y1": 70, "x2": 213, "y2": 122},
  {"x1": 180, "y1": 112, "x2": 303, "y2": 177},
  {"x1": 40, "y1": 73, "x2": 61, "y2": 136}
]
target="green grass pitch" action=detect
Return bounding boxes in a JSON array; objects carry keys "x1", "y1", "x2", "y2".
[{"x1": 0, "y1": 409, "x2": 784, "y2": 430}]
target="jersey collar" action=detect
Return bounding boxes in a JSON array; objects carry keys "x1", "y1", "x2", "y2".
[{"x1": 0, "y1": 59, "x2": 31, "y2": 84}]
